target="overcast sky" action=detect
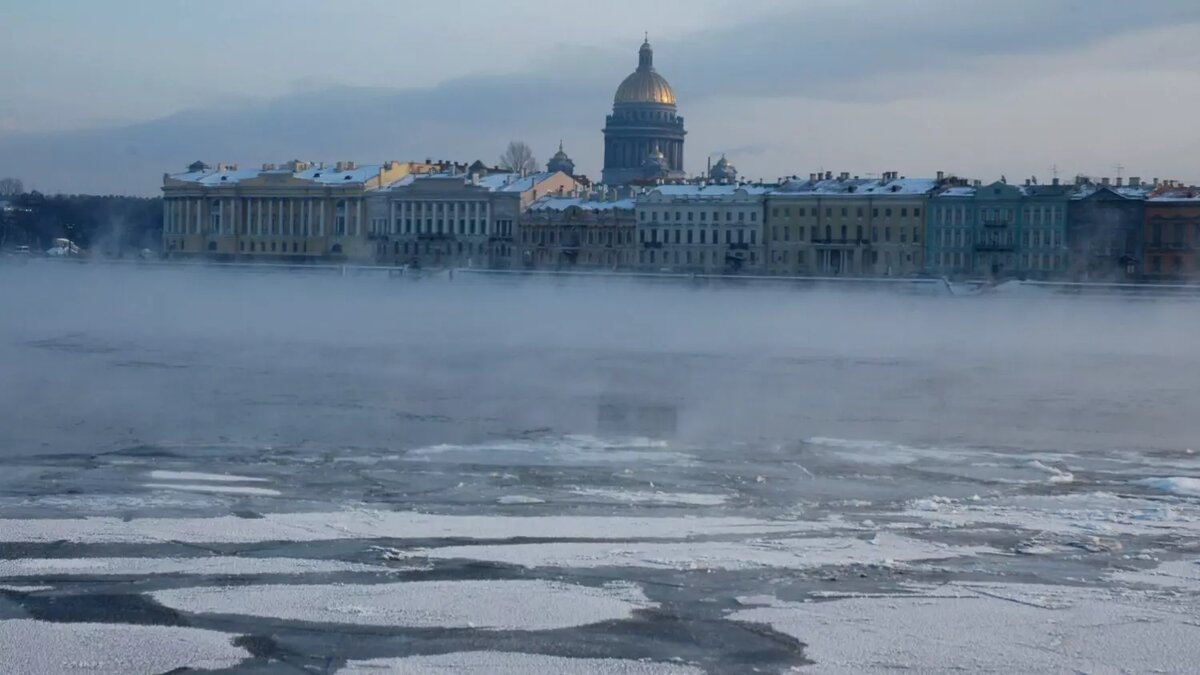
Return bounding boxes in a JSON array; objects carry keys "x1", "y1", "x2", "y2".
[{"x1": 3, "y1": 0, "x2": 1200, "y2": 194}]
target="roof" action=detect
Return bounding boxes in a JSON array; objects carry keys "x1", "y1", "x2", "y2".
[
  {"x1": 775, "y1": 177, "x2": 938, "y2": 197},
  {"x1": 1070, "y1": 185, "x2": 1151, "y2": 201},
  {"x1": 646, "y1": 184, "x2": 771, "y2": 200},
  {"x1": 167, "y1": 163, "x2": 390, "y2": 187},
  {"x1": 384, "y1": 171, "x2": 569, "y2": 194},
  {"x1": 1147, "y1": 188, "x2": 1200, "y2": 202},
  {"x1": 528, "y1": 196, "x2": 636, "y2": 212}
]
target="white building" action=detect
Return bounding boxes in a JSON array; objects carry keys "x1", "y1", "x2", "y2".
[{"x1": 635, "y1": 184, "x2": 770, "y2": 273}]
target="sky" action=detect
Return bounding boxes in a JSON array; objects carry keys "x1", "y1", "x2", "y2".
[{"x1": 2, "y1": 0, "x2": 1199, "y2": 194}]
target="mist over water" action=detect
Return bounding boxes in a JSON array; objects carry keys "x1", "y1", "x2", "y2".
[
  {"x1": 2, "y1": 262, "x2": 1197, "y2": 457},
  {"x1": 4, "y1": 262, "x2": 1200, "y2": 673}
]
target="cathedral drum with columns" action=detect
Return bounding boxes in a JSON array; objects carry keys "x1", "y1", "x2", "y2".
[{"x1": 602, "y1": 38, "x2": 686, "y2": 185}]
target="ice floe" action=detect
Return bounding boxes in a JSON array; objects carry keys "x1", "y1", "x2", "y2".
[
  {"x1": 338, "y1": 652, "x2": 704, "y2": 674},
  {"x1": 405, "y1": 435, "x2": 692, "y2": 467},
  {"x1": 0, "y1": 510, "x2": 806, "y2": 544},
  {"x1": 392, "y1": 532, "x2": 995, "y2": 571},
  {"x1": 570, "y1": 487, "x2": 728, "y2": 506},
  {"x1": 146, "y1": 470, "x2": 269, "y2": 482},
  {"x1": 0, "y1": 556, "x2": 389, "y2": 578},
  {"x1": 1138, "y1": 477, "x2": 1200, "y2": 497},
  {"x1": 142, "y1": 482, "x2": 282, "y2": 496},
  {"x1": 730, "y1": 582, "x2": 1200, "y2": 674},
  {"x1": 152, "y1": 579, "x2": 653, "y2": 630},
  {"x1": 0, "y1": 619, "x2": 247, "y2": 674},
  {"x1": 1111, "y1": 559, "x2": 1200, "y2": 591},
  {"x1": 496, "y1": 495, "x2": 546, "y2": 505}
]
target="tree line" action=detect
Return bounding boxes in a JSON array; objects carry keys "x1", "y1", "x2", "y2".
[{"x1": 1, "y1": 179, "x2": 162, "y2": 256}]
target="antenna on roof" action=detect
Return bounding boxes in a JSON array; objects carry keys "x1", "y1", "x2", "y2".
[
  {"x1": 1113, "y1": 164, "x2": 1125, "y2": 180},
  {"x1": 1050, "y1": 164, "x2": 1059, "y2": 181}
]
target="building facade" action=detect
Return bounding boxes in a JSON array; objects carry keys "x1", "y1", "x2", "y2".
[
  {"x1": 764, "y1": 173, "x2": 934, "y2": 276},
  {"x1": 161, "y1": 160, "x2": 434, "y2": 262},
  {"x1": 635, "y1": 185, "x2": 768, "y2": 273},
  {"x1": 1067, "y1": 181, "x2": 1148, "y2": 280},
  {"x1": 926, "y1": 180, "x2": 1071, "y2": 279},
  {"x1": 368, "y1": 170, "x2": 578, "y2": 269},
  {"x1": 602, "y1": 39, "x2": 686, "y2": 185},
  {"x1": 520, "y1": 194, "x2": 637, "y2": 269},
  {"x1": 1143, "y1": 188, "x2": 1200, "y2": 279}
]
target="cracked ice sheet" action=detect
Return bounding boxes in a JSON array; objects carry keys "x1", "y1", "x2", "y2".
[
  {"x1": 394, "y1": 532, "x2": 995, "y2": 571},
  {"x1": 142, "y1": 482, "x2": 281, "y2": 496},
  {"x1": 901, "y1": 491, "x2": 1200, "y2": 538},
  {"x1": 0, "y1": 556, "x2": 390, "y2": 578},
  {"x1": 339, "y1": 652, "x2": 704, "y2": 674},
  {"x1": 569, "y1": 487, "x2": 728, "y2": 506},
  {"x1": 730, "y1": 583, "x2": 1200, "y2": 674},
  {"x1": 1111, "y1": 560, "x2": 1200, "y2": 591},
  {"x1": 146, "y1": 470, "x2": 269, "y2": 482},
  {"x1": 0, "y1": 510, "x2": 812, "y2": 544},
  {"x1": 0, "y1": 619, "x2": 247, "y2": 674},
  {"x1": 152, "y1": 579, "x2": 652, "y2": 630}
]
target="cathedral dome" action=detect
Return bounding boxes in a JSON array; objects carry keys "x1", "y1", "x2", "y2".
[{"x1": 613, "y1": 39, "x2": 676, "y2": 106}]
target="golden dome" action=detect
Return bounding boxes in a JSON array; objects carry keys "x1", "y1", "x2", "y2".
[{"x1": 613, "y1": 39, "x2": 676, "y2": 106}]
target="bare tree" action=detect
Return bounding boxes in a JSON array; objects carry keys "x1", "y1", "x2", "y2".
[
  {"x1": 0, "y1": 177, "x2": 23, "y2": 197},
  {"x1": 499, "y1": 141, "x2": 538, "y2": 174}
]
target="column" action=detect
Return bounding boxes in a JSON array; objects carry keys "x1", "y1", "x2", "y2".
[{"x1": 357, "y1": 199, "x2": 364, "y2": 237}]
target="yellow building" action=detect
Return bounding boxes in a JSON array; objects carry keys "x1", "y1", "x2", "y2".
[
  {"x1": 161, "y1": 159, "x2": 440, "y2": 262},
  {"x1": 765, "y1": 172, "x2": 937, "y2": 276}
]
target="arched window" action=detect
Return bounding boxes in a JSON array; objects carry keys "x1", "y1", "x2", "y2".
[
  {"x1": 331, "y1": 243, "x2": 343, "y2": 255},
  {"x1": 335, "y1": 200, "x2": 347, "y2": 235}
]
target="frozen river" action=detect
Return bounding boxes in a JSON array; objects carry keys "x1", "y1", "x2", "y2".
[{"x1": 2, "y1": 262, "x2": 1199, "y2": 673}]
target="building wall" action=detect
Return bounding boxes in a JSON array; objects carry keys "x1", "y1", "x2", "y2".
[
  {"x1": 1143, "y1": 199, "x2": 1200, "y2": 279},
  {"x1": 635, "y1": 188, "x2": 766, "y2": 273},
  {"x1": 519, "y1": 202, "x2": 637, "y2": 270},
  {"x1": 927, "y1": 183, "x2": 1070, "y2": 280},
  {"x1": 371, "y1": 172, "x2": 578, "y2": 269},
  {"x1": 1067, "y1": 189, "x2": 1145, "y2": 280},
  {"x1": 764, "y1": 193, "x2": 927, "y2": 276},
  {"x1": 161, "y1": 161, "x2": 426, "y2": 263}
]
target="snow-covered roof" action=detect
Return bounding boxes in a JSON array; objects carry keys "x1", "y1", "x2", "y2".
[
  {"x1": 1147, "y1": 188, "x2": 1200, "y2": 202},
  {"x1": 385, "y1": 171, "x2": 567, "y2": 194},
  {"x1": 775, "y1": 177, "x2": 938, "y2": 197},
  {"x1": 528, "y1": 196, "x2": 636, "y2": 212},
  {"x1": 645, "y1": 184, "x2": 771, "y2": 200},
  {"x1": 167, "y1": 163, "x2": 390, "y2": 187},
  {"x1": 1070, "y1": 185, "x2": 1151, "y2": 201}
]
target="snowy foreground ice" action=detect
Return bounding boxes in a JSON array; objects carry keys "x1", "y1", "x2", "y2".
[{"x1": 4, "y1": 268, "x2": 1200, "y2": 672}]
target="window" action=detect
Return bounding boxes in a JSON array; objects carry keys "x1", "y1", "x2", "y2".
[
  {"x1": 675, "y1": 212, "x2": 681, "y2": 221},
  {"x1": 674, "y1": 229, "x2": 681, "y2": 244},
  {"x1": 700, "y1": 212, "x2": 707, "y2": 222},
  {"x1": 639, "y1": 211, "x2": 646, "y2": 221},
  {"x1": 856, "y1": 225, "x2": 863, "y2": 240},
  {"x1": 825, "y1": 208, "x2": 832, "y2": 217},
  {"x1": 335, "y1": 200, "x2": 347, "y2": 235},
  {"x1": 700, "y1": 230, "x2": 707, "y2": 244},
  {"x1": 750, "y1": 212, "x2": 757, "y2": 222},
  {"x1": 750, "y1": 230, "x2": 757, "y2": 245},
  {"x1": 872, "y1": 208, "x2": 879, "y2": 218},
  {"x1": 857, "y1": 207, "x2": 864, "y2": 217},
  {"x1": 687, "y1": 230, "x2": 694, "y2": 244},
  {"x1": 913, "y1": 228, "x2": 920, "y2": 243},
  {"x1": 651, "y1": 211, "x2": 658, "y2": 222},
  {"x1": 841, "y1": 207, "x2": 848, "y2": 217},
  {"x1": 687, "y1": 212, "x2": 694, "y2": 221},
  {"x1": 914, "y1": 208, "x2": 921, "y2": 218},
  {"x1": 885, "y1": 227, "x2": 891, "y2": 242},
  {"x1": 725, "y1": 230, "x2": 732, "y2": 244},
  {"x1": 784, "y1": 228, "x2": 791, "y2": 242},
  {"x1": 772, "y1": 207, "x2": 779, "y2": 217},
  {"x1": 885, "y1": 208, "x2": 893, "y2": 218},
  {"x1": 725, "y1": 212, "x2": 732, "y2": 222},
  {"x1": 738, "y1": 212, "x2": 745, "y2": 222},
  {"x1": 840, "y1": 225, "x2": 847, "y2": 240}
]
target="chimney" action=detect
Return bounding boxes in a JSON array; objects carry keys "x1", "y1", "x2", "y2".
[
  {"x1": 1153, "y1": 177, "x2": 1160, "y2": 187},
  {"x1": 1129, "y1": 176, "x2": 1141, "y2": 188},
  {"x1": 1101, "y1": 177, "x2": 1110, "y2": 186},
  {"x1": 937, "y1": 170, "x2": 945, "y2": 181},
  {"x1": 810, "y1": 173, "x2": 817, "y2": 182},
  {"x1": 824, "y1": 170, "x2": 832, "y2": 180},
  {"x1": 1115, "y1": 177, "x2": 1123, "y2": 187},
  {"x1": 1052, "y1": 177, "x2": 1060, "y2": 186},
  {"x1": 471, "y1": 173, "x2": 480, "y2": 185},
  {"x1": 839, "y1": 171, "x2": 850, "y2": 181}
]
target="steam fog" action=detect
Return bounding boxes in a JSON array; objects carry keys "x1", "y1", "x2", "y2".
[
  {"x1": 2, "y1": 263, "x2": 1197, "y2": 456},
  {"x1": 5, "y1": 263, "x2": 1200, "y2": 673}
]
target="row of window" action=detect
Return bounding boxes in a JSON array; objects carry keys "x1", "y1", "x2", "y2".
[
  {"x1": 164, "y1": 199, "x2": 358, "y2": 237},
  {"x1": 934, "y1": 228, "x2": 1064, "y2": 249},
  {"x1": 770, "y1": 205, "x2": 922, "y2": 220},
  {"x1": 1149, "y1": 222, "x2": 1200, "y2": 246},
  {"x1": 523, "y1": 229, "x2": 634, "y2": 245},
  {"x1": 640, "y1": 209, "x2": 758, "y2": 223},
  {"x1": 769, "y1": 225, "x2": 922, "y2": 244},
  {"x1": 934, "y1": 205, "x2": 1064, "y2": 226},
  {"x1": 639, "y1": 228, "x2": 758, "y2": 245},
  {"x1": 930, "y1": 251, "x2": 1065, "y2": 270}
]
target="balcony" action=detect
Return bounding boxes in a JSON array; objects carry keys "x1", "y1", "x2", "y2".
[
  {"x1": 642, "y1": 241, "x2": 663, "y2": 249},
  {"x1": 974, "y1": 243, "x2": 1015, "y2": 252},
  {"x1": 811, "y1": 238, "x2": 871, "y2": 246},
  {"x1": 728, "y1": 242, "x2": 750, "y2": 251},
  {"x1": 417, "y1": 232, "x2": 454, "y2": 241},
  {"x1": 982, "y1": 219, "x2": 1010, "y2": 228}
]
